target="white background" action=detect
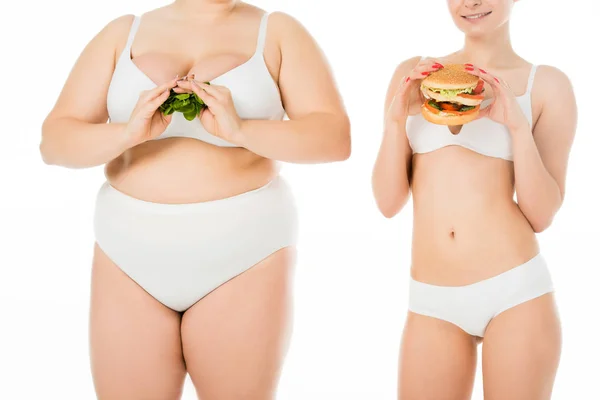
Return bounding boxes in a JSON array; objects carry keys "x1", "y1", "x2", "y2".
[{"x1": 1, "y1": 0, "x2": 598, "y2": 399}]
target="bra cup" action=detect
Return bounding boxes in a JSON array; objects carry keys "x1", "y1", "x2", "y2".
[
  {"x1": 105, "y1": 12, "x2": 284, "y2": 147},
  {"x1": 406, "y1": 94, "x2": 533, "y2": 161}
]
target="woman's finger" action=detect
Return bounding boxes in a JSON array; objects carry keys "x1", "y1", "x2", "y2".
[
  {"x1": 147, "y1": 88, "x2": 172, "y2": 111},
  {"x1": 464, "y1": 65, "x2": 503, "y2": 92},
  {"x1": 194, "y1": 81, "x2": 229, "y2": 102},
  {"x1": 474, "y1": 102, "x2": 492, "y2": 120},
  {"x1": 419, "y1": 57, "x2": 445, "y2": 68},
  {"x1": 172, "y1": 86, "x2": 191, "y2": 94},
  {"x1": 146, "y1": 77, "x2": 179, "y2": 101},
  {"x1": 412, "y1": 62, "x2": 444, "y2": 78},
  {"x1": 189, "y1": 81, "x2": 220, "y2": 109}
]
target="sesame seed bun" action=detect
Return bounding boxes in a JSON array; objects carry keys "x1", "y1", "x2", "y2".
[{"x1": 422, "y1": 64, "x2": 479, "y2": 90}]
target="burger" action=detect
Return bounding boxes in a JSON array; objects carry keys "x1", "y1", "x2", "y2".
[{"x1": 420, "y1": 64, "x2": 485, "y2": 125}]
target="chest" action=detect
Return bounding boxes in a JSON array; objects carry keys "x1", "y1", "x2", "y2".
[{"x1": 406, "y1": 97, "x2": 532, "y2": 161}]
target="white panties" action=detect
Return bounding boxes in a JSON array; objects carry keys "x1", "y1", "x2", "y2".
[
  {"x1": 93, "y1": 176, "x2": 298, "y2": 312},
  {"x1": 408, "y1": 253, "x2": 554, "y2": 337}
]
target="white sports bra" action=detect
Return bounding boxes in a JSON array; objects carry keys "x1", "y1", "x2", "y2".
[
  {"x1": 406, "y1": 61, "x2": 537, "y2": 161},
  {"x1": 106, "y1": 12, "x2": 285, "y2": 147}
]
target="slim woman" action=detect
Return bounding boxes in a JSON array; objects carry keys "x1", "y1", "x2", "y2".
[
  {"x1": 40, "y1": 1, "x2": 350, "y2": 398},
  {"x1": 373, "y1": 1, "x2": 576, "y2": 399}
]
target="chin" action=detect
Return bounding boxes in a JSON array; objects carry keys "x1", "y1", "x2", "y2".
[{"x1": 453, "y1": 11, "x2": 511, "y2": 36}]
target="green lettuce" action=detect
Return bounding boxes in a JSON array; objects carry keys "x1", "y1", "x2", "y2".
[
  {"x1": 423, "y1": 85, "x2": 473, "y2": 97},
  {"x1": 159, "y1": 82, "x2": 211, "y2": 121}
]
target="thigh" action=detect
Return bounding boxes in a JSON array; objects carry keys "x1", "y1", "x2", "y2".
[
  {"x1": 398, "y1": 312, "x2": 477, "y2": 400},
  {"x1": 482, "y1": 293, "x2": 562, "y2": 400},
  {"x1": 181, "y1": 247, "x2": 296, "y2": 400},
  {"x1": 90, "y1": 243, "x2": 187, "y2": 400}
]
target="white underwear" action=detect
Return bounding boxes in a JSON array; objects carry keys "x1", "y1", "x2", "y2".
[
  {"x1": 93, "y1": 176, "x2": 298, "y2": 312},
  {"x1": 408, "y1": 253, "x2": 554, "y2": 337}
]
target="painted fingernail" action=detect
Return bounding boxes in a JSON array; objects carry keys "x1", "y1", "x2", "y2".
[
  {"x1": 479, "y1": 68, "x2": 487, "y2": 74},
  {"x1": 465, "y1": 67, "x2": 475, "y2": 71},
  {"x1": 494, "y1": 77, "x2": 500, "y2": 83},
  {"x1": 421, "y1": 72, "x2": 430, "y2": 76},
  {"x1": 433, "y1": 63, "x2": 443, "y2": 68},
  {"x1": 465, "y1": 63, "x2": 473, "y2": 66},
  {"x1": 405, "y1": 77, "x2": 410, "y2": 83}
]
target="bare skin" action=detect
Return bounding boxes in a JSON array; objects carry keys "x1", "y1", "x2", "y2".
[
  {"x1": 373, "y1": 1, "x2": 576, "y2": 399},
  {"x1": 90, "y1": 244, "x2": 295, "y2": 399},
  {"x1": 43, "y1": 0, "x2": 349, "y2": 398}
]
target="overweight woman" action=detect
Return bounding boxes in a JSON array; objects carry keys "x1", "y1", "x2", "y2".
[{"x1": 40, "y1": 1, "x2": 350, "y2": 398}]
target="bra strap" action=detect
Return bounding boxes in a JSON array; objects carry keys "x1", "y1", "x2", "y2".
[
  {"x1": 255, "y1": 13, "x2": 270, "y2": 54},
  {"x1": 526, "y1": 64, "x2": 538, "y2": 93},
  {"x1": 125, "y1": 15, "x2": 141, "y2": 52}
]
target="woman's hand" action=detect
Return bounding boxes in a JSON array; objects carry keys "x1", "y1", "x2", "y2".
[
  {"x1": 175, "y1": 79, "x2": 244, "y2": 144},
  {"x1": 124, "y1": 77, "x2": 179, "y2": 145},
  {"x1": 464, "y1": 64, "x2": 530, "y2": 132},
  {"x1": 386, "y1": 58, "x2": 444, "y2": 127}
]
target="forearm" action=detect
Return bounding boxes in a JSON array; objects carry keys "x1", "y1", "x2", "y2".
[
  {"x1": 236, "y1": 112, "x2": 350, "y2": 163},
  {"x1": 372, "y1": 121, "x2": 412, "y2": 218},
  {"x1": 512, "y1": 125, "x2": 563, "y2": 232},
  {"x1": 40, "y1": 118, "x2": 132, "y2": 168}
]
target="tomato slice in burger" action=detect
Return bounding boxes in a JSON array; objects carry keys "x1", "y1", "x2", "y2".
[
  {"x1": 424, "y1": 100, "x2": 442, "y2": 114},
  {"x1": 440, "y1": 103, "x2": 461, "y2": 111},
  {"x1": 458, "y1": 93, "x2": 485, "y2": 100},
  {"x1": 472, "y1": 79, "x2": 485, "y2": 95}
]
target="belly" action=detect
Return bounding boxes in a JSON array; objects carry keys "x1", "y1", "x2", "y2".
[
  {"x1": 410, "y1": 146, "x2": 539, "y2": 285},
  {"x1": 105, "y1": 137, "x2": 278, "y2": 203}
]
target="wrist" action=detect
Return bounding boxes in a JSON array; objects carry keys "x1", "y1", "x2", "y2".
[
  {"x1": 509, "y1": 119, "x2": 532, "y2": 137},
  {"x1": 120, "y1": 123, "x2": 142, "y2": 150},
  {"x1": 384, "y1": 119, "x2": 406, "y2": 136},
  {"x1": 231, "y1": 119, "x2": 250, "y2": 147}
]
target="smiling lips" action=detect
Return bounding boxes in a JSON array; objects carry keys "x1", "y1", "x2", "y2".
[{"x1": 462, "y1": 11, "x2": 492, "y2": 20}]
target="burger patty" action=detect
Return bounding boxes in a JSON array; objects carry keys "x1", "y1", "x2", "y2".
[{"x1": 426, "y1": 99, "x2": 477, "y2": 113}]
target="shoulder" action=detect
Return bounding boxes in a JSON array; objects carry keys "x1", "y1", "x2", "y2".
[
  {"x1": 265, "y1": 11, "x2": 313, "y2": 41},
  {"x1": 94, "y1": 14, "x2": 137, "y2": 59},
  {"x1": 98, "y1": 14, "x2": 136, "y2": 39},
  {"x1": 393, "y1": 56, "x2": 424, "y2": 75},
  {"x1": 533, "y1": 65, "x2": 575, "y2": 99},
  {"x1": 387, "y1": 56, "x2": 423, "y2": 86},
  {"x1": 267, "y1": 11, "x2": 303, "y2": 29},
  {"x1": 531, "y1": 65, "x2": 577, "y2": 129}
]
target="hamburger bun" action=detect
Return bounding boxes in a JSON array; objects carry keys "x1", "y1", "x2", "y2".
[
  {"x1": 421, "y1": 104, "x2": 480, "y2": 126},
  {"x1": 421, "y1": 64, "x2": 479, "y2": 90}
]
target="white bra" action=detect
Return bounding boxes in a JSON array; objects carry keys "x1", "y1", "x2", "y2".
[
  {"x1": 406, "y1": 62, "x2": 537, "y2": 161},
  {"x1": 106, "y1": 12, "x2": 285, "y2": 147}
]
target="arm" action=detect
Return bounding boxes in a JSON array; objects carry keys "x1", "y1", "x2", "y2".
[
  {"x1": 372, "y1": 57, "x2": 421, "y2": 218},
  {"x1": 236, "y1": 12, "x2": 350, "y2": 163},
  {"x1": 40, "y1": 15, "x2": 137, "y2": 168},
  {"x1": 511, "y1": 67, "x2": 577, "y2": 232}
]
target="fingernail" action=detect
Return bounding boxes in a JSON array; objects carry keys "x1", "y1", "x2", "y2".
[
  {"x1": 494, "y1": 77, "x2": 500, "y2": 83},
  {"x1": 433, "y1": 63, "x2": 443, "y2": 68},
  {"x1": 479, "y1": 68, "x2": 487, "y2": 74},
  {"x1": 465, "y1": 67, "x2": 475, "y2": 71},
  {"x1": 421, "y1": 72, "x2": 430, "y2": 76},
  {"x1": 465, "y1": 63, "x2": 473, "y2": 66},
  {"x1": 405, "y1": 77, "x2": 410, "y2": 82}
]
